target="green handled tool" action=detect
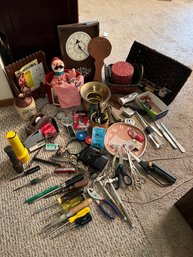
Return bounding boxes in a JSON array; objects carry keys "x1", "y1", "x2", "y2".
[
  {"x1": 14, "y1": 173, "x2": 50, "y2": 191},
  {"x1": 24, "y1": 185, "x2": 59, "y2": 204},
  {"x1": 24, "y1": 173, "x2": 84, "y2": 204}
]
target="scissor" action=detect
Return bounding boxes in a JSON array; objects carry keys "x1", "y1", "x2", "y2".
[
  {"x1": 124, "y1": 147, "x2": 146, "y2": 191},
  {"x1": 112, "y1": 148, "x2": 132, "y2": 190},
  {"x1": 86, "y1": 188, "x2": 119, "y2": 220}
]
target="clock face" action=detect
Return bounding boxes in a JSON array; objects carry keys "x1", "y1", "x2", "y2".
[
  {"x1": 65, "y1": 31, "x2": 91, "y2": 61},
  {"x1": 104, "y1": 122, "x2": 147, "y2": 159}
]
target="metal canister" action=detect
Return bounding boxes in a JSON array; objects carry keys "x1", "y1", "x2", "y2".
[{"x1": 14, "y1": 89, "x2": 37, "y2": 122}]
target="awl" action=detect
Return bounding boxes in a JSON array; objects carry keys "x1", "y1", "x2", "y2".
[{"x1": 10, "y1": 165, "x2": 40, "y2": 181}]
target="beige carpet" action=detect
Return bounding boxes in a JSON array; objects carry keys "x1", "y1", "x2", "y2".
[{"x1": 1, "y1": 0, "x2": 193, "y2": 256}]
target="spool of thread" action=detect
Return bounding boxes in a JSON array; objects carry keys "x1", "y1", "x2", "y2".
[
  {"x1": 4, "y1": 145, "x2": 24, "y2": 173},
  {"x1": 6, "y1": 130, "x2": 30, "y2": 163}
]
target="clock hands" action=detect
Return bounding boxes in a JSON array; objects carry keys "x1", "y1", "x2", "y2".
[{"x1": 75, "y1": 39, "x2": 89, "y2": 56}]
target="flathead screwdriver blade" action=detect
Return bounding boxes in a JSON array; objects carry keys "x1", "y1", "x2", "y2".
[{"x1": 32, "y1": 202, "x2": 57, "y2": 216}]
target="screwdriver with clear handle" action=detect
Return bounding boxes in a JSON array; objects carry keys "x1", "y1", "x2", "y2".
[
  {"x1": 42, "y1": 199, "x2": 92, "y2": 233},
  {"x1": 44, "y1": 206, "x2": 91, "y2": 238},
  {"x1": 32, "y1": 187, "x2": 85, "y2": 215},
  {"x1": 52, "y1": 213, "x2": 92, "y2": 238},
  {"x1": 42, "y1": 195, "x2": 84, "y2": 222},
  {"x1": 13, "y1": 173, "x2": 50, "y2": 191}
]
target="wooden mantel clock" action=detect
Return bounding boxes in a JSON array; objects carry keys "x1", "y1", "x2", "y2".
[{"x1": 57, "y1": 21, "x2": 99, "y2": 82}]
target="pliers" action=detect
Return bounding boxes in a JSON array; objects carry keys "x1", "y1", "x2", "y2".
[{"x1": 87, "y1": 188, "x2": 119, "y2": 220}]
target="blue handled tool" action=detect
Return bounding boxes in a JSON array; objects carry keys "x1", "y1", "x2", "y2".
[{"x1": 87, "y1": 188, "x2": 119, "y2": 220}]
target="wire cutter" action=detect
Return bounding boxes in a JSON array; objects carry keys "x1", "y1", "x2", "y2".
[
  {"x1": 87, "y1": 188, "x2": 119, "y2": 220},
  {"x1": 112, "y1": 150, "x2": 132, "y2": 190}
]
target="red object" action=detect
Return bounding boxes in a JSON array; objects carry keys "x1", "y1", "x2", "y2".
[
  {"x1": 44, "y1": 70, "x2": 83, "y2": 105},
  {"x1": 128, "y1": 128, "x2": 145, "y2": 143},
  {"x1": 85, "y1": 136, "x2": 92, "y2": 145},
  {"x1": 40, "y1": 122, "x2": 57, "y2": 137},
  {"x1": 111, "y1": 61, "x2": 134, "y2": 85},
  {"x1": 54, "y1": 168, "x2": 78, "y2": 173},
  {"x1": 73, "y1": 110, "x2": 88, "y2": 130}
]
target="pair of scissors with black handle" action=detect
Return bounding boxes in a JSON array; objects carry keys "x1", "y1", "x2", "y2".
[
  {"x1": 113, "y1": 153, "x2": 132, "y2": 190},
  {"x1": 87, "y1": 188, "x2": 119, "y2": 220}
]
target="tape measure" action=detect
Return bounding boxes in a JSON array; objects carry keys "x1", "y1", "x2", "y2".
[{"x1": 76, "y1": 131, "x2": 87, "y2": 141}]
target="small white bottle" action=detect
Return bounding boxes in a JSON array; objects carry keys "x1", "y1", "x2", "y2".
[{"x1": 14, "y1": 89, "x2": 37, "y2": 122}]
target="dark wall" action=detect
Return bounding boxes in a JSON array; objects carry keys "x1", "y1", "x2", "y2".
[{"x1": 0, "y1": 0, "x2": 78, "y2": 65}]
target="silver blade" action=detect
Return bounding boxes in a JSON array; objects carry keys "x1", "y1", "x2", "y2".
[
  {"x1": 41, "y1": 213, "x2": 67, "y2": 232},
  {"x1": 44, "y1": 221, "x2": 69, "y2": 238},
  {"x1": 155, "y1": 123, "x2": 177, "y2": 149},
  {"x1": 32, "y1": 202, "x2": 57, "y2": 216},
  {"x1": 160, "y1": 123, "x2": 185, "y2": 153}
]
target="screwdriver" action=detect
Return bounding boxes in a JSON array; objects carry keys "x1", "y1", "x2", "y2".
[
  {"x1": 42, "y1": 199, "x2": 92, "y2": 232},
  {"x1": 44, "y1": 178, "x2": 88, "y2": 198},
  {"x1": 13, "y1": 173, "x2": 50, "y2": 191},
  {"x1": 44, "y1": 206, "x2": 91, "y2": 238},
  {"x1": 42, "y1": 195, "x2": 84, "y2": 221},
  {"x1": 52, "y1": 213, "x2": 92, "y2": 238},
  {"x1": 10, "y1": 165, "x2": 41, "y2": 181},
  {"x1": 24, "y1": 173, "x2": 84, "y2": 204},
  {"x1": 32, "y1": 187, "x2": 85, "y2": 215}
]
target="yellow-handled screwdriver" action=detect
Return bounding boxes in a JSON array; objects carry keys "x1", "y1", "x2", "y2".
[
  {"x1": 42, "y1": 195, "x2": 84, "y2": 221},
  {"x1": 32, "y1": 182, "x2": 87, "y2": 215},
  {"x1": 44, "y1": 207, "x2": 91, "y2": 238},
  {"x1": 42, "y1": 198, "x2": 92, "y2": 232}
]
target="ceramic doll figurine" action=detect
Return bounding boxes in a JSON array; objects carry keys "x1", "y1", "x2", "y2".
[
  {"x1": 50, "y1": 57, "x2": 67, "y2": 85},
  {"x1": 49, "y1": 57, "x2": 84, "y2": 108}
]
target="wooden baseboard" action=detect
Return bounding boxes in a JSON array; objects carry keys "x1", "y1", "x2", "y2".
[{"x1": 0, "y1": 97, "x2": 14, "y2": 107}]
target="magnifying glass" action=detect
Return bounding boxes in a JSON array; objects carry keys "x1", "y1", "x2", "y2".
[
  {"x1": 54, "y1": 139, "x2": 84, "y2": 158},
  {"x1": 61, "y1": 117, "x2": 76, "y2": 138}
]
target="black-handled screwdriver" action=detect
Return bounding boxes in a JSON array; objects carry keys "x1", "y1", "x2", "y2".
[
  {"x1": 53, "y1": 213, "x2": 92, "y2": 238},
  {"x1": 25, "y1": 173, "x2": 85, "y2": 204},
  {"x1": 32, "y1": 188, "x2": 85, "y2": 215},
  {"x1": 10, "y1": 165, "x2": 41, "y2": 181},
  {"x1": 128, "y1": 150, "x2": 176, "y2": 186}
]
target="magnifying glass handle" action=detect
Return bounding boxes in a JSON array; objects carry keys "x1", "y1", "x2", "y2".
[{"x1": 68, "y1": 125, "x2": 76, "y2": 138}]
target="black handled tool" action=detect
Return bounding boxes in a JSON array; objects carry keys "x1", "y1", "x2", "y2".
[
  {"x1": 33, "y1": 157, "x2": 63, "y2": 167},
  {"x1": 50, "y1": 173, "x2": 85, "y2": 196},
  {"x1": 10, "y1": 165, "x2": 41, "y2": 181},
  {"x1": 26, "y1": 173, "x2": 85, "y2": 203},
  {"x1": 4, "y1": 145, "x2": 24, "y2": 174},
  {"x1": 32, "y1": 188, "x2": 85, "y2": 215},
  {"x1": 128, "y1": 151, "x2": 176, "y2": 186}
]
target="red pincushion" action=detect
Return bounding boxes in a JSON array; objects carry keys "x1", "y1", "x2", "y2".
[{"x1": 111, "y1": 61, "x2": 134, "y2": 85}]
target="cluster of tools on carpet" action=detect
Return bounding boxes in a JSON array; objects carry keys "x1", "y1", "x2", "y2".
[{"x1": 3, "y1": 31, "x2": 188, "y2": 238}]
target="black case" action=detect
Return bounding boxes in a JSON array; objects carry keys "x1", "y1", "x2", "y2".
[{"x1": 78, "y1": 146, "x2": 108, "y2": 171}]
